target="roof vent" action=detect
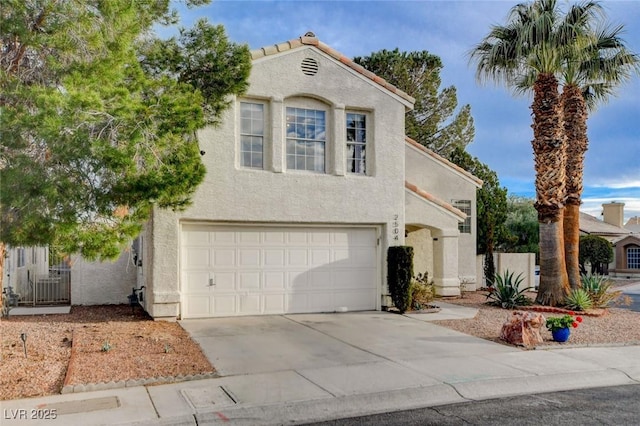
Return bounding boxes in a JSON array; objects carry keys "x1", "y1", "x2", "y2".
[{"x1": 301, "y1": 57, "x2": 319, "y2": 76}]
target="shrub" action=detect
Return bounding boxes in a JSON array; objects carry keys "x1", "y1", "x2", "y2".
[
  {"x1": 485, "y1": 270, "x2": 533, "y2": 309},
  {"x1": 580, "y1": 274, "x2": 622, "y2": 308},
  {"x1": 409, "y1": 271, "x2": 435, "y2": 310},
  {"x1": 545, "y1": 314, "x2": 583, "y2": 332},
  {"x1": 387, "y1": 246, "x2": 414, "y2": 313},
  {"x1": 564, "y1": 288, "x2": 593, "y2": 311}
]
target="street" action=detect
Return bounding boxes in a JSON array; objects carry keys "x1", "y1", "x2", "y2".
[{"x1": 308, "y1": 383, "x2": 640, "y2": 425}]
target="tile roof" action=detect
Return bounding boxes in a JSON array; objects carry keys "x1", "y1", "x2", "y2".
[
  {"x1": 251, "y1": 32, "x2": 415, "y2": 106},
  {"x1": 579, "y1": 211, "x2": 632, "y2": 237},
  {"x1": 405, "y1": 181, "x2": 467, "y2": 220},
  {"x1": 405, "y1": 137, "x2": 483, "y2": 187}
]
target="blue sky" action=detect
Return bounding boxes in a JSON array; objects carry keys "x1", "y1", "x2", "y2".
[{"x1": 174, "y1": 0, "x2": 640, "y2": 223}]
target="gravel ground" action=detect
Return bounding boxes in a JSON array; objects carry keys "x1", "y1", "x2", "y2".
[
  {"x1": 0, "y1": 305, "x2": 214, "y2": 401},
  {"x1": 435, "y1": 290, "x2": 640, "y2": 347}
]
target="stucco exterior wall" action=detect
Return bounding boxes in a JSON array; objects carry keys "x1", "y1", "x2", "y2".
[
  {"x1": 71, "y1": 251, "x2": 137, "y2": 305},
  {"x1": 146, "y1": 47, "x2": 409, "y2": 318},
  {"x1": 406, "y1": 228, "x2": 433, "y2": 278},
  {"x1": 405, "y1": 144, "x2": 480, "y2": 286}
]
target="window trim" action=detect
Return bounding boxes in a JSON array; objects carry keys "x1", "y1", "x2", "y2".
[
  {"x1": 346, "y1": 111, "x2": 368, "y2": 175},
  {"x1": 452, "y1": 199, "x2": 472, "y2": 234},
  {"x1": 627, "y1": 246, "x2": 640, "y2": 269},
  {"x1": 285, "y1": 106, "x2": 327, "y2": 173},
  {"x1": 239, "y1": 101, "x2": 266, "y2": 170}
]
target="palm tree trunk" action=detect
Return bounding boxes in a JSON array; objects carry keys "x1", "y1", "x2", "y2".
[
  {"x1": 532, "y1": 73, "x2": 570, "y2": 306},
  {"x1": 562, "y1": 84, "x2": 588, "y2": 289}
]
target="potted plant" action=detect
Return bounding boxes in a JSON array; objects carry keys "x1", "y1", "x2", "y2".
[{"x1": 545, "y1": 313, "x2": 583, "y2": 342}]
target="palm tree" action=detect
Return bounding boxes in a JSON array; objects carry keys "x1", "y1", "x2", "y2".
[
  {"x1": 470, "y1": 0, "x2": 603, "y2": 306},
  {"x1": 561, "y1": 24, "x2": 639, "y2": 289}
]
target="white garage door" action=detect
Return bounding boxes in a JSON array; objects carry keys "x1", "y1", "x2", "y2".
[{"x1": 181, "y1": 225, "x2": 379, "y2": 318}]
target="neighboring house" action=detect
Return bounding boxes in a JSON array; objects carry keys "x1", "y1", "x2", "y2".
[
  {"x1": 1, "y1": 245, "x2": 135, "y2": 308},
  {"x1": 2, "y1": 246, "x2": 53, "y2": 305},
  {"x1": 136, "y1": 32, "x2": 482, "y2": 319},
  {"x1": 580, "y1": 202, "x2": 640, "y2": 278},
  {"x1": 625, "y1": 216, "x2": 640, "y2": 234}
]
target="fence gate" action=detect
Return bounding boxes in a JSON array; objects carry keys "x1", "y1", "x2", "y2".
[{"x1": 15, "y1": 249, "x2": 71, "y2": 306}]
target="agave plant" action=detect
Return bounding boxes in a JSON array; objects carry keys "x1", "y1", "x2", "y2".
[
  {"x1": 485, "y1": 270, "x2": 533, "y2": 309},
  {"x1": 580, "y1": 274, "x2": 621, "y2": 308},
  {"x1": 564, "y1": 288, "x2": 593, "y2": 311}
]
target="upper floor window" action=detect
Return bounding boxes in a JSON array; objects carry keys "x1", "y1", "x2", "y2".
[
  {"x1": 286, "y1": 107, "x2": 325, "y2": 173},
  {"x1": 346, "y1": 112, "x2": 367, "y2": 174},
  {"x1": 452, "y1": 200, "x2": 472, "y2": 233},
  {"x1": 240, "y1": 102, "x2": 264, "y2": 169},
  {"x1": 628, "y1": 246, "x2": 640, "y2": 269}
]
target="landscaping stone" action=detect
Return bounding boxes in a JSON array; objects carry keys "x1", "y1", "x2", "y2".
[{"x1": 500, "y1": 311, "x2": 545, "y2": 348}]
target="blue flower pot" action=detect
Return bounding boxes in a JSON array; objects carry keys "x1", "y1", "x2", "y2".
[{"x1": 552, "y1": 327, "x2": 571, "y2": 343}]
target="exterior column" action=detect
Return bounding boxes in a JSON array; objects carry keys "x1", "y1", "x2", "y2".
[
  {"x1": 270, "y1": 96, "x2": 284, "y2": 173},
  {"x1": 432, "y1": 229, "x2": 460, "y2": 296},
  {"x1": 332, "y1": 103, "x2": 345, "y2": 176}
]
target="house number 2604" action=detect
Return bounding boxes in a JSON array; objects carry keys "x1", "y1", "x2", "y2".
[{"x1": 392, "y1": 214, "x2": 400, "y2": 241}]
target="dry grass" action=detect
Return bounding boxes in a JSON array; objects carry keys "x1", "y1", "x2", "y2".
[
  {"x1": 0, "y1": 305, "x2": 214, "y2": 401},
  {"x1": 433, "y1": 290, "x2": 640, "y2": 347}
]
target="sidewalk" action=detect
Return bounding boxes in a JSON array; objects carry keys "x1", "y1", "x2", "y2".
[{"x1": 2, "y1": 305, "x2": 639, "y2": 425}]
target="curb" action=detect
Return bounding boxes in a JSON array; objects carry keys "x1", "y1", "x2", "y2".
[{"x1": 61, "y1": 372, "x2": 219, "y2": 394}]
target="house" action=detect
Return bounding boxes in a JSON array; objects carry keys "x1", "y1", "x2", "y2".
[
  {"x1": 2, "y1": 245, "x2": 59, "y2": 306},
  {"x1": 580, "y1": 202, "x2": 640, "y2": 278},
  {"x1": 625, "y1": 216, "x2": 640, "y2": 234},
  {"x1": 130, "y1": 32, "x2": 482, "y2": 319}
]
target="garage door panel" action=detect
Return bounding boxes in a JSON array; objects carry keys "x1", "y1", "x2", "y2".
[
  {"x1": 350, "y1": 229, "x2": 377, "y2": 246},
  {"x1": 338, "y1": 290, "x2": 377, "y2": 310},
  {"x1": 212, "y1": 272, "x2": 235, "y2": 290},
  {"x1": 264, "y1": 293, "x2": 286, "y2": 313},
  {"x1": 185, "y1": 296, "x2": 212, "y2": 318},
  {"x1": 239, "y1": 231, "x2": 261, "y2": 244},
  {"x1": 310, "y1": 249, "x2": 331, "y2": 265},
  {"x1": 309, "y1": 269, "x2": 332, "y2": 288},
  {"x1": 181, "y1": 225, "x2": 378, "y2": 318},
  {"x1": 264, "y1": 272, "x2": 285, "y2": 289},
  {"x1": 213, "y1": 249, "x2": 235, "y2": 266},
  {"x1": 184, "y1": 271, "x2": 210, "y2": 291},
  {"x1": 352, "y1": 248, "x2": 377, "y2": 266},
  {"x1": 264, "y1": 231, "x2": 286, "y2": 245},
  {"x1": 288, "y1": 293, "x2": 308, "y2": 312},
  {"x1": 309, "y1": 292, "x2": 333, "y2": 311},
  {"x1": 288, "y1": 249, "x2": 308, "y2": 266},
  {"x1": 239, "y1": 272, "x2": 261, "y2": 290},
  {"x1": 212, "y1": 231, "x2": 236, "y2": 245},
  {"x1": 287, "y1": 231, "x2": 308, "y2": 244},
  {"x1": 288, "y1": 270, "x2": 309, "y2": 289},
  {"x1": 213, "y1": 295, "x2": 237, "y2": 315},
  {"x1": 309, "y1": 232, "x2": 331, "y2": 245},
  {"x1": 264, "y1": 249, "x2": 285, "y2": 266},
  {"x1": 239, "y1": 294, "x2": 261, "y2": 314},
  {"x1": 239, "y1": 249, "x2": 261, "y2": 266},
  {"x1": 183, "y1": 230, "x2": 210, "y2": 245},
  {"x1": 184, "y1": 247, "x2": 211, "y2": 268}
]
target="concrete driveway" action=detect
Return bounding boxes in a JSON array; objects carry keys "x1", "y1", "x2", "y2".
[{"x1": 179, "y1": 311, "x2": 520, "y2": 385}]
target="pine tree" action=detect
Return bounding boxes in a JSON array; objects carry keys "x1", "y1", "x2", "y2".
[
  {"x1": 0, "y1": 1, "x2": 251, "y2": 291},
  {"x1": 354, "y1": 49, "x2": 474, "y2": 157}
]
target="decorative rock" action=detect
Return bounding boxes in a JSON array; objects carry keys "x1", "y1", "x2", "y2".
[{"x1": 500, "y1": 310, "x2": 545, "y2": 348}]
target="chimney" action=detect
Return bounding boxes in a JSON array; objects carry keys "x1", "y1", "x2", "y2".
[{"x1": 602, "y1": 202, "x2": 624, "y2": 228}]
